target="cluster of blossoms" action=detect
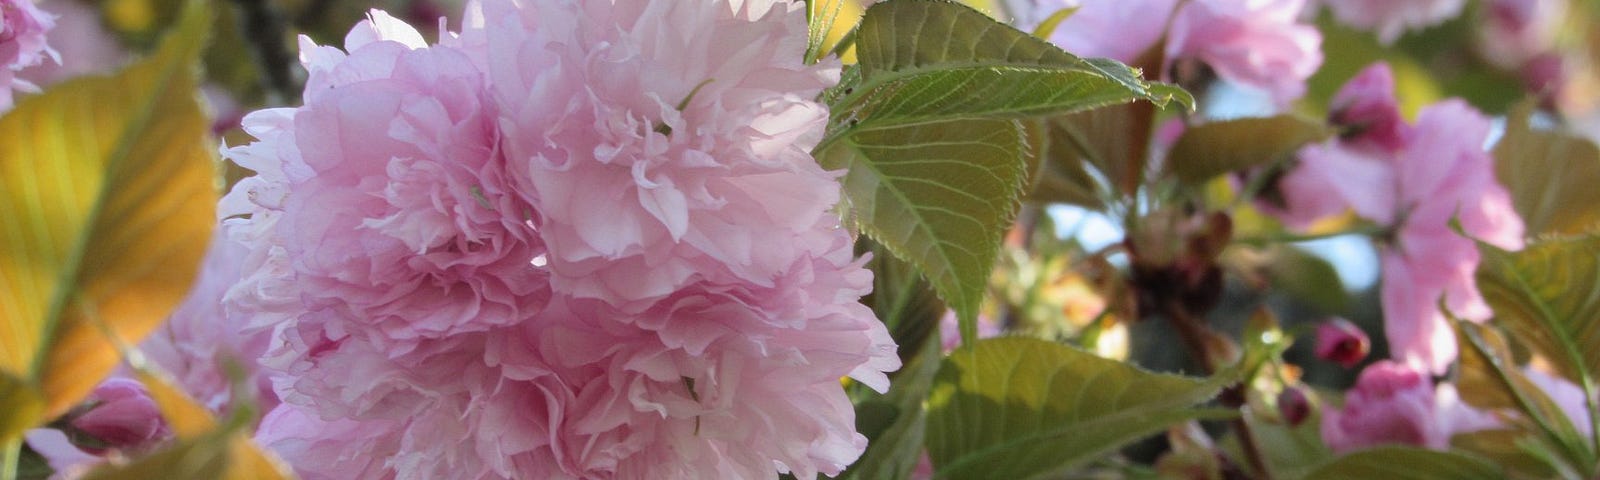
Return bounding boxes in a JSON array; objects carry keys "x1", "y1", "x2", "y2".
[
  {"x1": 201, "y1": 1, "x2": 898, "y2": 478},
  {"x1": 0, "y1": 0, "x2": 55, "y2": 110},
  {"x1": 1266, "y1": 62, "x2": 1525, "y2": 375},
  {"x1": 1316, "y1": 0, "x2": 1466, "y2": 44},
  {"x1": 1005, "y1": 0, "x2": 1322, "y2": 108}
]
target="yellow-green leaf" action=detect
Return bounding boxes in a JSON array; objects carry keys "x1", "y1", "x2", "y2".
[
  {"x1": 1492, "y1": 104, "x2": 1600, "y2": 236},
  {"x1": 925, "y1": 337, "x2": 1231, "y2": 479},
  {"x1": 0, "y1": 0, "x2": 215, "y2": 422},
  {"x1": 1303, "y1": 447, "x2": 1503, "y2": 480},
  {"x1": 0, "y1": 372, "x2": 43, "y2": 443},
  {"x1": 1455, "y1": 321, "x2": 1594, "y2": 475},
  {"x1": 1164, "y1": 115, "x2": 1330, "y2": 186},
  {"x1": 1476, "y1": 236, "x2": 1600, "y2": 412},
  {"x1": 818, "y1": 0, "x2": 1190, "y2": 346}
]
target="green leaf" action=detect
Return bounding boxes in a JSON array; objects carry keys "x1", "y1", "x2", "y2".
[
  {"x1": 818, "y1": 0, "x2": 1190, "y2": 346},
  {"x1": 1455, "y1": 321, "x2": 1594, "y2": 475},
  {"x1": 925, "y1": 337, "x2": 1231, "y2": 479},
  {"x1": 0, "y1": 0, "x2": 216, "y2": 423},
  {"x1": 840, "y1": 333, "x2": 943, "y2": 480},
  {"x1": 1452, "y1": 430, "x2": 1564, "y2": 480},
  {"x1": 1303, "y1": 447, "x2": 1503, "y2": 480},
  {"x1": 1164, "y1": 115, "x2": 1329, "y2": 186},
  {"x1": 0, "y1": 373, "x2": 42, "y2": 444},
  {"x1": 1261, "y1": 245, "x2": 1349, "y2": 314},
  {"x1": 862, "y1": 238, "x2": 946, "y2": 357},
  {"x1": 1476, "y1": 235, "x2": 1600, "y2": 443},
  {"x1": 1492, "y1": 104, "x2": 1600, "y2": 236}
]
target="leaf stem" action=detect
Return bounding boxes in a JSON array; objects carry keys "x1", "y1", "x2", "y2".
[
  {"x1": 1232, "y1": 224, "x2": 1388, "y2": 246},
  {"x1": 2, "y1": 437, "x2": 19, "y2": 480},
  {"x1": 1160, "y1": 299, "x2": 1274, "y2": 480}
]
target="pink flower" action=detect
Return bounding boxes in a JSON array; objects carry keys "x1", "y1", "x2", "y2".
[
  {"x1": 1315, "y1": 318, "x2": 1370, "y2": 368},
  {"x1": 1266, "y1": 63, "x2": 1525, "y2": 374},
  {"x1": 65, "y1": 378, "x2": 169, "y2": 455},
  {"x1": 226, "y1": 3, "x2": 898, "y2": 479},
  {"x1": 0, "y1": 0, "x2": 57, "y2": 110},
  {"x1": 1006, "y1": 0, "x2": 1179, "y2": 63},
  {"x1": 1165, "y1": 0, "x2": 1322, "y2": 107},
  {"x1": 1008, "y1": 0, "x2": 1321, "y2": 107},
  {"x1": 1321, "y1": 361, "x2": 1496, "y2": 452},
  {"x1": 1477, "y1": 0, "x2": 1567, "y2": 69},
  {"x1": 14, "y1": 0, "x2": 122, "y2": 87},
  {"x1": 1320, "y1": 0, "x2": 1467, "y2": 44}
]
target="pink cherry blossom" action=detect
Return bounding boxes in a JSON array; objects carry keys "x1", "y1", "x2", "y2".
[
  {"x1": 1320, "y1": 0, "x2": 1467, "y2": 44},
  {"x1": 1477, "y1": 0, "x2": 1567, "y2": 69},
  {"x1": 226, "y1": 3, "x2": 898, "y2": 479},
  {"x1": 1166, "y1": 0, "x2": 1323, "y2": 107},
  {"x1": 1265, "y1": 63, "x2": 1524, "y2": 374},
  {"x1": 14, "y1": 0, "x2": 122, "y2": 87},
  {"x1": 0, "y1": 0, "x2": 57, "y2": 110},
  {"x1": 1321, "y1": 361, "x2": 1496, "y2": 452},
  {"x1": 1005, "y1": 0, "x2": 1179, "y2": 63},
  {"x1": 1008, "y1": 0, "x2": 1321, "y2": 107}
]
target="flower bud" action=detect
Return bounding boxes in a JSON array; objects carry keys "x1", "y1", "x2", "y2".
[
  {"x1": 1277, "y1": 387, "x2": 1311, "y2": 426},
  {"x1": 1315, "y1": 318, "x2": 1369, "y2": 368}
]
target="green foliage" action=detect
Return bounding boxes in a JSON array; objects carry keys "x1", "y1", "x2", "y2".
[
  {"x1": 817, "y1": 0, "x2": 1190, "y2": 347},
  {"x1": 1492, "y1": 105, "x2": 1600, "y2": 236},
  {"x1": 805, "y1": 0, "x2": 853, "y2": 64},
  {"x1": 1303, "y1": 447, "x2": 1504, "y2": 480},
  {"x1": 923, "y1": 337, "x2": 1231, "y2": 479},
  {"x1": 1164, "y1": 115, "x2": 1330, "y2": 187},
  {"x1": 841, "y1": 334, "x2": 943, "y2": 480},
  {"x1": 1455, "y1": 321, "x2": 1595, "y2": 476},
  {"x1": 1476, "y1": 235, "x2": 1600, "y2": 436},
  {"x1": 0, "y1": 0, "x2": 215, "y2": 437},
  {"x1": 1261, "y1": 246, "x2": 1350, "y2": 314}
]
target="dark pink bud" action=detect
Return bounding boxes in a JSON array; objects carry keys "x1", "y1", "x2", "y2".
[
  {"x1": 1277, "y1": 387, "x2": 1311, "y2": 426},
  {"x1": 67, "y1": 377, "x2": 169, "y2": 455},
  {"x1": 1315, "y1": 318, "x2": 1370, "y2": 368}
]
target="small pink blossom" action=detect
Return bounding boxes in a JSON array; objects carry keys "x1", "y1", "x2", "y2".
[
  {"x1": 1315, "y1": 318, "x2": 1370, "y2": 368},
  {"x1": 14, "y1": 0, "x2": 121, "y2": 87},
  {"x1": 1477, "y1": 0, "x2": 1566, "y2": 69},
  {"x1": 1007, "y1": 0, "x2": 1178, "y2": 63},
  {"x1": 1006, "y1": 0, "x2": 1320, "y2": 107},
  {"x1": 1166, "y1": 0, "x2": 1323, "y2": 106},
  {"x1": 1321, "y1": 361, "x2": 1496, "y2": 452},
  {"x1": 0, "y1": 0, "x2": 57, "y2": 110},
  {"x1": 1320, "y1": 0, "x2": 1467, "y2": 44}
]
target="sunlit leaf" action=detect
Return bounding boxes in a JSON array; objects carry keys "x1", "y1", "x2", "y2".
[
  {"x1": 0, "y1": 372, "x2": 43, "y2": 443},
  {"x1": 1455, "y1": 320, "x2": 1596, "y2": 475},
  {"x1": 805, "y1": 0, "x2": 853, "y2": 64},
  {"x1": 1476, "y1": 235, "x2": 1600, "y2": 408},
  {"x1": 1303, "y1": 447, "x2": 1503, "y2": 480},
  {"x1": 818, "y1": 0, "x2": 1189, "y2": 346},
  {"x1": 1262, "y1": 245, "x2": 1349, "y2": 314},
  {"x1": 1164, "y1": 115, "x2": 1329, "y2": 186},
  {"x1": 0, "y1": 0, "x2": 215, "y2": 423},
  {"x1": 1452, "y1": 430, "x2": 1562, "y2": 480},
  {"x1": 925, "y1": 337, "x2": 1231, "y2": 479},
  {"x1": 1492, "y1": 104, "x2": 1600, "y2": 236}
]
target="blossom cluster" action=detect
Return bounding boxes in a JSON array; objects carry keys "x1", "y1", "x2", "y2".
[
  {"x1": 209, "y1": 1, "x2": 897, "y2": 479},
  {"x1": 1266, "y1": 62, "x2": 1524, "y2": 374}
]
